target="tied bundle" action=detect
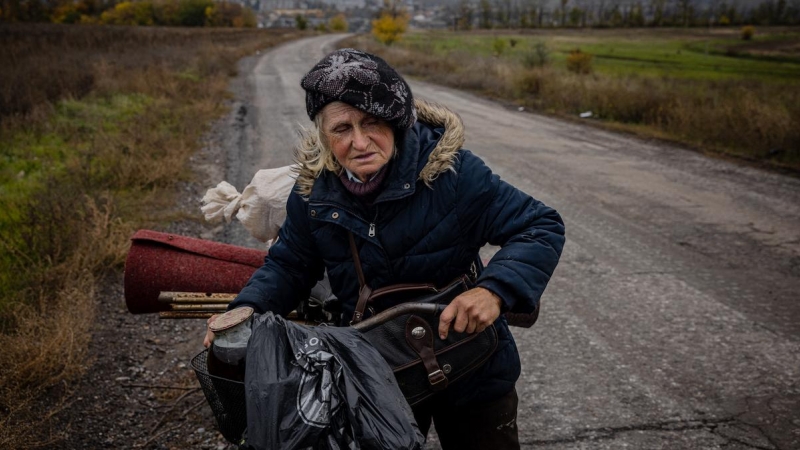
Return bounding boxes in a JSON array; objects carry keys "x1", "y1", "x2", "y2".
[{"x1": 201, "y1": 165, "x2": 297, "y2": 246}]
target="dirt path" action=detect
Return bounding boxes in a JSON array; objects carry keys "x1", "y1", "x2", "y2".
[{"x1": 39, "y1": 34, "x2": 800, "y2": 449}]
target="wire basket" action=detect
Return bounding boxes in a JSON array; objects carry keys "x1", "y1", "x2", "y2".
[{"x1": 191, "y1": 349, "x2": 247, "y2": 444}]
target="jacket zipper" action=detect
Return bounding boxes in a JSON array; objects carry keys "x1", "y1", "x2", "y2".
[{"x1": 369, "y1": 207, "x2": 379, "y2": 237}]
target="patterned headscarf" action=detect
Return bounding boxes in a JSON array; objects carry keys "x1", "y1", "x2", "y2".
[{"x1": 301, "y1": 48, "x2": 417, "y2": 130}]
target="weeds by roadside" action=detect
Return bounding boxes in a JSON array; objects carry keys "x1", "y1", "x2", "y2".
[
  {"x1": 0, "y1": 23, "x2": 303, "y2": 448},
  {"x1": 341, "y1": 30, "x2": 800, "y2": 171}
]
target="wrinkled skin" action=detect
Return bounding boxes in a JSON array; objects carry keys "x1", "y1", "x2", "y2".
[
  {"x1": 439, "y1": 287, "x2": 503, "y2": 339},
  {"x1": 320, "y1": 102, "x2": 395, "y2": 182}
]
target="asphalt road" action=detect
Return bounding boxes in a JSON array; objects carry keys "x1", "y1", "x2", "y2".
[{"x1": 220, "y1": 34, "x2": 800, "y2": 449}]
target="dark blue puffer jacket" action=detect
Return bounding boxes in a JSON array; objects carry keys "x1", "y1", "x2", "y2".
[{"x1": 230, "y1": 101, "x2": 565, "y2": 406}]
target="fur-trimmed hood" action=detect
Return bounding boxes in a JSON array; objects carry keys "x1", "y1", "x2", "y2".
[{"x1": 293, "y1": 99, "x2": 465, "y2": 197}]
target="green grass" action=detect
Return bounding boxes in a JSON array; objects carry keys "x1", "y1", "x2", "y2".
[
  {"x1": 0, "y1": 94, "x2": 151, "y2": 189},
  {"x1": 0, "y1": 93, "x2": 152, "y2": 208},
  {"x1": 0, "y1": 93, "x2": 153, "y2": 308},
  {"x1": 403, "y1": 28, "x2": 800, "y2": 82}
]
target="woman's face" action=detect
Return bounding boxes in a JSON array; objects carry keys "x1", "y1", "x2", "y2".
[{"x1": 320, "y1": 102, "x2": 395, "y2": 183}]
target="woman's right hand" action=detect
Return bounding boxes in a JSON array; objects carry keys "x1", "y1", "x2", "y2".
[{"x1": 203, "y1": 314, "x2": 219, "y2": 348}]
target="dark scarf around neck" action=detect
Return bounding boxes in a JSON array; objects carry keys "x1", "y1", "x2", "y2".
[{"x1": 338, "y1": 164, "x2": 389, "y2": 205}]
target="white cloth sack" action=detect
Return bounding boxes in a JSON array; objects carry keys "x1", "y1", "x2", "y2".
[{"x1": 201, "y1": 165, "x2": 297, "y2": 245}]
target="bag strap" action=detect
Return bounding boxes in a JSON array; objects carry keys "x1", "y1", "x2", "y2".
[
  {"x1": 405, "y1": 315, "x2": 448, "y2": 390},
  {"x1": 349, "y1": 232, "x2": 373, "y2": 324},
  {"x1": 371, "y1": 283, "x2": 438, "y2": 299},
  {"x1": 348, "y1": 232, "x2": 366, "y2": 288}
]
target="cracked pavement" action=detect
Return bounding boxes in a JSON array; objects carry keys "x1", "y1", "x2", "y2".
[{"x1": 215, "y1": 35, "x2": 800, "y2": 449}]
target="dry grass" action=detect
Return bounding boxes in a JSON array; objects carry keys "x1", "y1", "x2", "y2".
[
  {"x1": 0, "y1": 23, "x2": 303, "y2": 448},
  {"x1": 343, "y1": 34, "x2": 800, "y2": 171},
  {"x1": 0, "y1": 23, "x2": 299, "y2": 121},
  {"x1": 0, "y1": 197, "x2": 130, "y2": 449}
]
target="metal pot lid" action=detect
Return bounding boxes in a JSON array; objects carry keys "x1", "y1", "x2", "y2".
[{"x1": 209, "y1": 306, "x2": 254, "y2": 332}]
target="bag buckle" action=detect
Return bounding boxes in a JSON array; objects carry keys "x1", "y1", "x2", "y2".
[
  {"x1": 349, "y1": 311, "x2": 362, "y2": 326},
  {"x1": 428, "y1": 369, "x2": 448, "y2": 390},
  {"x1": 468, "y1": 261, "x2": 478, "y2": 283}
]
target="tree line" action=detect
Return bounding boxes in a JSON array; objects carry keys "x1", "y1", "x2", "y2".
[
  {"x1": 0, "y1": 0, "x2": 256, "y2": 26},
  {"x1": 449, "y1": 0, "x2": 800, "y2": 29}
]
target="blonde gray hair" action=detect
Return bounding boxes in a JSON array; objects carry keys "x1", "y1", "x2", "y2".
[{"x1": 304, "y1": 114, "x2": 343, "y2": 175}]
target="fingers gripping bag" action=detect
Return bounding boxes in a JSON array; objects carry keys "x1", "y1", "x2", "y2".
[{"x1": 242, "y1": 312, "x2": 425, "y2": 450}]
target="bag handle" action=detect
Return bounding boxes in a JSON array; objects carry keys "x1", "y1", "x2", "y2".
[{"x1": 349, "y1": 232, "x2": 373, "y2": 324}]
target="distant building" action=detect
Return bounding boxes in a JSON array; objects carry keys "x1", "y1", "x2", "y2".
[
  {"x1": 258, "y1": 0, "x2": 463, "y2": 30},
  {"x1": 264, "y1": 8, "x2": 324, "y2": 27},
  {"x1": 260, "y1": 0, "x2": 295, "y2": 9},
  {"x1": 260, "y1": 0, "x2": 367, "y2": 11}
]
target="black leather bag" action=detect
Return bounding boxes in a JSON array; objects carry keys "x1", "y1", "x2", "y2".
[{"x1": 348, "y1": 234, "x2": 498, "y2": 406}]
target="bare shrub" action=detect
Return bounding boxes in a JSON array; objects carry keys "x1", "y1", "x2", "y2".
[
  {"x1": 741, "y1": 25, "x2": 755, "y2": 41},
  {"x1": 515, "y1": 68, "x2": 547, "y2": 97},
  {"x1": 522, "y1": 41, "x2": 549, "y2": 68},
  {"x1": 492, "y1": 37, "x2": 507, "y2": 56},
  {"x1": 566, "y1": 48, "x2": 593, "y2": 74}
]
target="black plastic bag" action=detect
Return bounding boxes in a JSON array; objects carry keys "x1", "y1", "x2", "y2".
[{"x1": 242, "y1": 312, "x2": 425, "y2": 450}]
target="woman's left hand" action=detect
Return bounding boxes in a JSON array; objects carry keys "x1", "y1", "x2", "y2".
[
  {"x1": 203, "y1": 314, "x2": 219, "y2": 348},
  {"x1": 438, "y1": 287, "x2": 502, "y2": 339}
]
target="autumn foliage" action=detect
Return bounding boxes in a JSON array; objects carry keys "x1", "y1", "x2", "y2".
[
  {"x1": 741, "y1": 25, "x2": 756, "y2": 40},
  {"x1": 100, "y1": 1, "x2": 156, "y2": 25},
  {"x1": 329, "y1": 13, "x2": 348, "y2": 32},
  {"x1": 371, "y1": 12, "x2": 408, "y2": 46},
  {"x1": 2, "y1": 0, "x2": 256, "y2": 27}
]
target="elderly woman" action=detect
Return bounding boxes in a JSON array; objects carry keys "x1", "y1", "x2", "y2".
[{"x1": 206, "y1": 49, "x2": 565, "y2": 449}]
